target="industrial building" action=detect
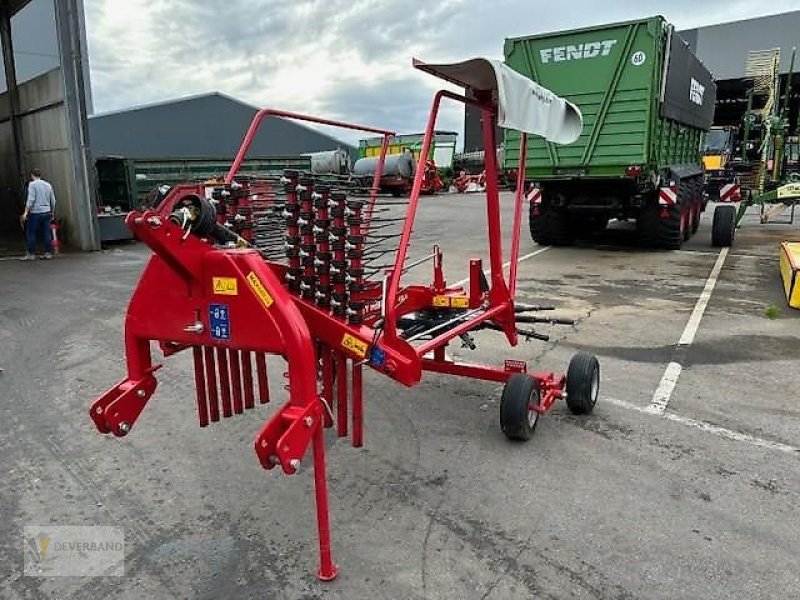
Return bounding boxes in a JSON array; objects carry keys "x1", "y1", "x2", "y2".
[
  {"x1": 680, "y1": 10, "x2": 800, "y2": 131},
  {"x1": 0, "y1": 0, "x2": 94, "y2": 252},
  {"x1": 88, "y1": 93, "x2": 354, "y2": 159},
  {"x1": 463, "y1": 10, "x2": 800, "y2": 151}
]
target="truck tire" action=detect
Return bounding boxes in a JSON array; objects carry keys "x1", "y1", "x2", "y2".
[
  {"x1": 637, "y1": 199, "x2": 682, "y2": 249},
  {"x1": 530, "y1": 205, "x2": 572, "y2": 245},
  {"x1": 691, "y1": 197, "x2": 701, "y2": 234},
  {"x1": 711, "y1": 205, "x2": 735, "y2": 247},
  {"x1": 571, "y1": 217, "x2": 607, "y2": 239}
]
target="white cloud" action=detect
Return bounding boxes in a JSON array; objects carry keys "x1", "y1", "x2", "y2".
[{"x1": 84, "y1": 1, "x2": 800, "y2": 146}]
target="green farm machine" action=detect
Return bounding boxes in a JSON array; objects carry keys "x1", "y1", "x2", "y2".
[
  {"x1": 710, "y1": 46, "x2": 800, "y2": 246},
  {"x1": 503, "y1": 16, "x2": 716, "y2": 249}
]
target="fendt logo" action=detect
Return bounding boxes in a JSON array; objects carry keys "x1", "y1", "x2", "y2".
[
  {"x1": 690, "y1": 77, "x2": 705, "y2": 106},
  {"x1": 540, "y1": 40, "x2": 618, "y2": 63}
]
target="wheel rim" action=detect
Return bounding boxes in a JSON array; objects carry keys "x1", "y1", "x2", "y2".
[
  {"x1": 528, "y1": 389, "x2": 539, "y2": 428},
  {"x1": 590, "y1": 367, "x2": 599, "y2": 404}
]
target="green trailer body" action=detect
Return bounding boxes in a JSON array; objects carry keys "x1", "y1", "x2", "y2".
[
  {"x1": 95, "y1": 155, "x2": 311, "y2": 242},
  {"x1": 503, "y1": 16, "x2": 716, "y2": 248}
]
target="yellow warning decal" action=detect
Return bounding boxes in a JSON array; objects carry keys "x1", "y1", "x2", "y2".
[
  {"x1": 451, "y1": 296, "x2": 469, "y2": 308},
  {"x1": 212, "y1": 277, "x2": 239, "y2": 296},
  {"x1": 341, "y1": 333, "x2": 368, "y2": 358},
  {"x1": 246, "y1": 271, "x2": 274, "y2": 309},
  {"x1": 433, "y1": 295, "x2": 469, "y2": 308}
]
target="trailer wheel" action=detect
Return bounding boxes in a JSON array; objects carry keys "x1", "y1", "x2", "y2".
[
  {"x1": 566, "y1": 352, "x2": 600, "y2": 415},
  {"x1": 637, "y1": 198, "x2": 682, "y2": 250},
  {"x1": 711, "y1": 205, "x2": 735, "y2": 247},
  {"x1": 530, "y1": 205, "x2": 572, "y2": 246},
  {"x1": 691, "y1": 197, "x2": 701, "y2": 234},
  {"x1": 500, "y1": 374, "x2": 540, "y2": 441}
]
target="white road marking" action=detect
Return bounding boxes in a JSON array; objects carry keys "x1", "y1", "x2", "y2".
[
  {"x1": 452, "y1": 245, "x2": 551, "y2": 287},
  {"x1": 605, "y1": 397, "x2": 800, "y2": 455},
  {"x1": 647, "y1": 247, "x2": 729, "y2": 414},
  {"x1": 678, "y1": 247, "x2": 729, "y2": 346},
  {"x1": 647, "y1": 361, "x2": 682, "y2": 414}
]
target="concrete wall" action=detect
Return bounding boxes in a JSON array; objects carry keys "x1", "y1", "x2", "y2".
[{"x1": 0, "y1": 67, "x2": 89, "y2": 246}]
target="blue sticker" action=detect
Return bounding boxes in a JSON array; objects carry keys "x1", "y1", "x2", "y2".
[
  {"x1": 209, "y1": 304, "x2": 231, "y2": 340},
  {"x1": 369, "y1": 346, "x2": 386, "y2": 367}
]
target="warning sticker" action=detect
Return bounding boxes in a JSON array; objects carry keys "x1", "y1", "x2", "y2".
[
  {"x1": 246, "y1": 272, "x2": 274, "y2": 309},
  {"x1": 451, "y1": 296, "x2": 469, "y2": 308},
  {"x1": 213, "y1": 277, "x2": 238, "y2": 296},
  {"x1": 432, "y1": 295, "x2": 469, "y2": 308},
  {"x1": 341, "y1": 333, "x2": 367, "y2": 358}
]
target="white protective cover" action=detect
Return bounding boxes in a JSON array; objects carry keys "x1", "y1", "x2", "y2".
[{"x1": 414, "y1": 57, "x2": 583, "y2": 145}]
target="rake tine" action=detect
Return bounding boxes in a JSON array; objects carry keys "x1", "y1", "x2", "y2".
[
  {"x1": 193, "y1": 346, "x2": 209, "y2": 427},
  {"x1": 229, "y1": 349, "x2": 244, "y2": 414},
  {"x1": 242, "y1": 351, "x2": 255, "y2": 409},
  {"x1": 256, "y1": 352, "x2": 270, "y2": 404},
  {"x1": 217, "y1": 347, "x2": 233, "y2": 417},
  {"x1": 203, "y1": 346, "x2": 220, "y2": 422}
]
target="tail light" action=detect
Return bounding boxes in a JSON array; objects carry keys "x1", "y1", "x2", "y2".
[{"x1": 625, "y1": 165, "x2": 642, "y2": 178}]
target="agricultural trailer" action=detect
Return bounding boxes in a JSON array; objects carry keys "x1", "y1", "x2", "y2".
[
  {"x1": 503, "y1": 16, "x2": 716, "y2": 249},
  {"x1": 88, "y1": 57, "x2": 598, "y2": 581}
]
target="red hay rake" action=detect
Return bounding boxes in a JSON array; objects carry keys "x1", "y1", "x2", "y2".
[{"x1": 89, "y1": 58, "x2": 598, "y2": 581}]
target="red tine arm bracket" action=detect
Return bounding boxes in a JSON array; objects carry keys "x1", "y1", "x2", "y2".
[{"x1": 254, "y1": 402, "x2": 324, "y2": 474}]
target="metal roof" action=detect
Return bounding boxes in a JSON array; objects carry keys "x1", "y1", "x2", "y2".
[{"x1": 88, "y1": 92, "x2": 355, "y2": 159}]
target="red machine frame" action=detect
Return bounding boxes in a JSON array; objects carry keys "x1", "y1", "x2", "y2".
[{"x1": 89, "y1": 61, "x2": 580, "y2": 582}]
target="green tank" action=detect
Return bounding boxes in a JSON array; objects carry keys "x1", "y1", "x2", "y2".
[{"x1": 503, "y1": 16, "x2": 716, "y2": 248}]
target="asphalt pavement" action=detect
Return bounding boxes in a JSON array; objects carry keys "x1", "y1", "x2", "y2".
[{"x1": 1, "y1": 192, "x2": 798, "y2": 599}]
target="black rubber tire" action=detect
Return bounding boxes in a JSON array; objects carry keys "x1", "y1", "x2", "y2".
[
  {"x1": 637, "y1": 197, "x2": 682, "y2": 250},
  {"x1": 529, "y1": 205, "x2": 573, "y2": 246},
  {"x1": 500, "y1": 374, "x2": 540, "y2": 441},
  {"x1": 691, "y1": 197, "x2": 701, "y2": 234},
  {"x1": 711, "y1": 204, "x2": 735, "y2": 247},
  {"x1": 571, "y1": 216, "x2": 608, "y2": 239},
  {"x1": 565, "y1": 352, "x2": 600, "y2": 415}
]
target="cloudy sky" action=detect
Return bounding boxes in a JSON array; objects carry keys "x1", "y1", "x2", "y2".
[{"x1": 83, "y1": 0, "x2": 798, "y2": 145}]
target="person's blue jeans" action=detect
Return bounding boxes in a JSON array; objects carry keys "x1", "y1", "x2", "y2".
[{"x1": 26, "y1": 212, "x2": 52, "y2": 255}]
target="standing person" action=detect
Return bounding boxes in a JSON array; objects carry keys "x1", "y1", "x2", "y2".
[{"x1": 20, "y1": 168, "x2": 56, "y2": 260}]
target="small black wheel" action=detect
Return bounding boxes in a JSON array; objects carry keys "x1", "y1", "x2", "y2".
[
  {"x1": 566, "y1": 352, "x2": 600, "y2": 415},
  {"x1": 711, "y1": 204, "x2": 735, "y2": 247},
  {"x1": 500, "y1": 374, "x2": 540, "y2": 441}
]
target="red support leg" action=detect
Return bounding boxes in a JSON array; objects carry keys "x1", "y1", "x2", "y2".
[
  {"x1": 312, "y1": 422, "x2": 338, "y2": 581},
  {"x1": 336, "y1": 353, "x2": 348, "y2": 437},
  {"x1": 351, "y1": 362, "x2": 363, "y2": 448}
]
